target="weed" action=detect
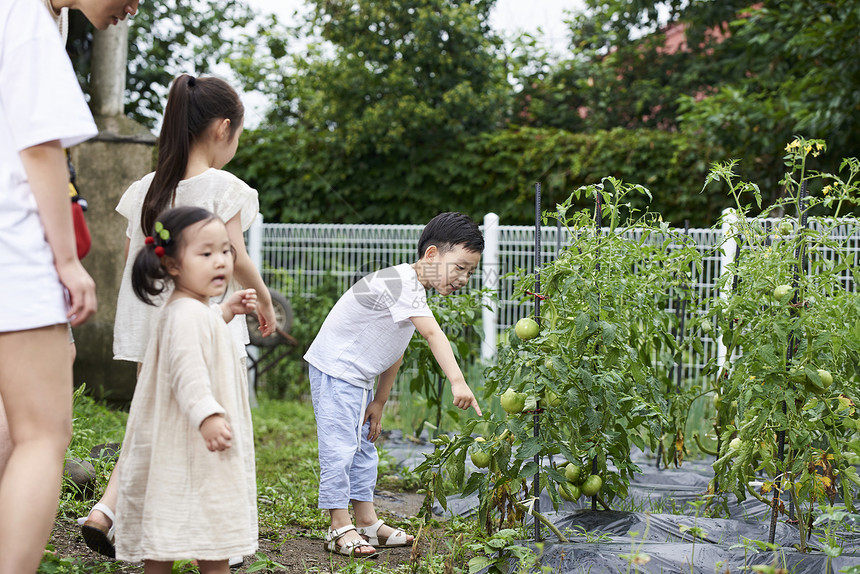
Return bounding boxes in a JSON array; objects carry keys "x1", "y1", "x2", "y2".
[
  {"x1": 620, "y1": 520, "x2": 652, "y2": 574},
  {"x1": 246, "y1": 551, "x2": 287, "y2": 573},
  {"x1": 39, "y1": 546, "x2": 124, "y2": 574}
]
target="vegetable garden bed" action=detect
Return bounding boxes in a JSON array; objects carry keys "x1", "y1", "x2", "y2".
[{"x1": 407, "y1": 138, "x2": 860, "y2": 573}]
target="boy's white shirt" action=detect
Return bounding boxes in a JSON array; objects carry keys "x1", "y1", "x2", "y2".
[{"x1": 304, "y1": 263, "x2": 434, "y2": 389}]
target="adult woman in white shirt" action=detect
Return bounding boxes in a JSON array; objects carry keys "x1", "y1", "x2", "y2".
[{"x1": 0, "y1": 0, "x2": 136, "y2": 571}]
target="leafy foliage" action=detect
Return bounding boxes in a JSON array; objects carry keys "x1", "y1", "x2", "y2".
[
  {"x1": 231, "y1": 124, "x2": 717, "y2": 226},
  {"x1": 67, "y1": 0, "x2": 256, "y2": 129},
  {"x1": 228, "y1": 0, "x2": 511, "y2": 224},
  {"x1": 702, "y1": 138, "x2": 860, "y2": 544},
  {"x1": 416, "y1": 177, "x2": 707, "y2": 531}
]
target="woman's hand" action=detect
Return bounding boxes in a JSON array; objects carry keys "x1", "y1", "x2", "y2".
[{"x1": 56, "y1": 258, "x2": 97, "y2": 326}]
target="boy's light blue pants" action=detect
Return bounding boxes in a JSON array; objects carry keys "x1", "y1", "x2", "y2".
[{"x1": 309, "y1": 365, "x2": 378, "y2": 509}]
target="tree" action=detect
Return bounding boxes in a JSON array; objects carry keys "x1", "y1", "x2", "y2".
[
  {"x1": 66, "y1": 0, "x2": 256, "y2": 128},
  {"x1": 678, "y1": 0, "x2": 860, "y2": 204},
  {"x1": 519, "y1": 0, "x2": 860, "y2": 208},
  {"x1": 228, "y1": 0, "x2": 512, "y2": 223}
]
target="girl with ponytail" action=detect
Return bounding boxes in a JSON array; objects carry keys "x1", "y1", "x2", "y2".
[{"x1": 79, "y1": 75, "x2": 275, "y2": 565}]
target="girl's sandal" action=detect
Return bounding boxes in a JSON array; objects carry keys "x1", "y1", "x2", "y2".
[
  {"x1": 357, "y1": 519, "x2": 413, "y2": 548},
  {"x1": 324, "y1": 525, "x2": 378, "y2": 558},
  {"x1": 80, "y1": 502, "x2": 117, "y2": 558}
]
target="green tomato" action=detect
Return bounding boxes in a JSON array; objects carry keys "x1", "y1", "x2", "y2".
[
  {"x1": 729, "y1": 437, "x2": 743, "y2": 451},
  {"x1": 544, "y1": 389, "x2": 562, "y2": 407},
  {"x1": 581, "y1": 475, "x2": 603, "y2": 497},
  {"x1": 500, "y1": 388, "x2": 526, "y2": 414},
  {"x1": 515, "y1": 317, "x2": 540, "y2": 340},
  {"x1": 817, "y1": 369, "x2": 833, "y2": 388},
  {"x1": 777, "y1": 220, "x2": 794, "y2": 236},
  {"x1": 773, "y1": 284, "x2": 793, "y2": 302},
  {"x1": 564, "y1": 463, "x2": 581, "y2": 483},
  {"x1": 559, "y1": 482, "x2": 581, "y2": 501},
  {"x1": 470, "y1": 450, "x2": 490, "y2": 468}
]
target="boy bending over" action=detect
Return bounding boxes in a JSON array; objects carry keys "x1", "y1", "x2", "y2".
[{"x1": 304, "y1": 212, "x2": 484, "y2": 557}]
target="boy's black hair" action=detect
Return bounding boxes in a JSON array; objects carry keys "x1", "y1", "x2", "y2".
[
  {"x1": 132, "y1": 206, "x2": 221, "y2": 305},
  {"x1": 417, "y1": 212, "x2": 484, "y2": 258}
]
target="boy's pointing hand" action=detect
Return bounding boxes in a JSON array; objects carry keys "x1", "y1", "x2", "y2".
[{"x1": 451, "y1": 381, "x2": 482, "y2": 417}]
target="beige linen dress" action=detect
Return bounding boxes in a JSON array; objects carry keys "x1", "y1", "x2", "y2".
[{"x1": 115, "y1": 298, "x2": 257, "y2": 562}]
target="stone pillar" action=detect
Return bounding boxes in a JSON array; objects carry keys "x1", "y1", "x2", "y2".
[
  {"x1": 70, "y1": 22, "x2": 156, "y2": 403},
  {"x1": 89, "y1": 21, "x2": 128, "y2": 117}
]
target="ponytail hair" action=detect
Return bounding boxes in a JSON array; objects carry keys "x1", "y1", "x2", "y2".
[
  {"x1": 141, "y1": 74, "x2": 244, "y2": 236},
  {"x1": 132, "y1": 206, "x2": 219, "y2": 305}
]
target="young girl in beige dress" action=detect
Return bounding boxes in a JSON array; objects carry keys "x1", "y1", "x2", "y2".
[{"x1": 115, "y1": 206, "x2": 258, "y2": 573}]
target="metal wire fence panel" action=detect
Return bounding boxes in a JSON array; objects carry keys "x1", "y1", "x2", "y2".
[
  {"x1": 260, "y1": 223, "x2": 429, "y2": 296},
  {"x1": 254, "y1": 217, "x2": 860, "y2": 387}
]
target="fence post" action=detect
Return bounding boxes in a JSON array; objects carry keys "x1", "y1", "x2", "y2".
[
  {"x1": 717, "y1": 207, "x2": 738, "y2": 375},
  {"x1": 481, "y1": 213, "x2": 500, "y2": 362},
  {"x1": 246, "y1": 213, "x2": 264, "y2": 407}
]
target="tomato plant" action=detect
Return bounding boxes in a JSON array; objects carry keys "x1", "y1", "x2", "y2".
[
  {"x1": 414, "y1": 138, "x2": 860, "y2": 549},
  {"x1": 417, "y1": 177, "x2": 704, "y2": 532},
  {"x1": 703, "y1": 137, "x2": 860, "y2": 548}
]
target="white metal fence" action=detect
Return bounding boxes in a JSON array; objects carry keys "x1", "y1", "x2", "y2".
[{"x1": 248, "y1": 211, "x2": 860, "y2": 387}]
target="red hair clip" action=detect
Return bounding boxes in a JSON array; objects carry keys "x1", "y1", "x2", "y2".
[
  {"x1": 154, "y1": 246, "x2": 165, "y2": 257},
  {"x1": 144, "y1": 236, "x2": 155, "y2": 245}
]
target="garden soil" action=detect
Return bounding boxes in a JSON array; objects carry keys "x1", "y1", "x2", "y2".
[{"x1": 48, "y1": 489, "x2": 425, "y2": 572}]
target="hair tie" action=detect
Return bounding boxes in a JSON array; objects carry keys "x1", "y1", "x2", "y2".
[
  {"x1": 150, "y1": 221, "x2": 171, "y2": 258},
  {"x1": 187, "y1": 76, "x2": 197, "y2": 87},
  {"x1": 154, "y1": 221, "x2": 171, "y2": 242}
]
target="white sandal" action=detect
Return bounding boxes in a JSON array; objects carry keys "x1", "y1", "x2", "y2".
[
  {"x1": 324, "y1": 524, "x2": 378, "y2": 558},
  {"x1": 80, "y1": 502, "x2": 116, "y2": 558},
  {"x1": 357, "y1": 519, "x2": 413, "y2": 548}
]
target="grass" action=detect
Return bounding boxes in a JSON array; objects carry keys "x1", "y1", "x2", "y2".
[
  {"x1": 49, "y1": 389, "x2": 443, "y2": 573},
  {"x1": 59, "y1": 386, "x2": 128, "y2": 520},
  {"x1": 250, "y1": 398, "x2": 329, "y2": 537}
]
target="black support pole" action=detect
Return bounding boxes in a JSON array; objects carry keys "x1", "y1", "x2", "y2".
[
  {"x1": 769, "y1": 181, "x2": 808, "y2": 544},
  {"x1": 533, "y1": 182, "x2": 542, "y2": 542}
]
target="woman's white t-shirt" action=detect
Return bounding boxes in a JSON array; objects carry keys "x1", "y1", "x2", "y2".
[
  {"x1": 112, "y1": 169, "x2": 259, "y2": 362},
  {"x1": 0, "y1": 0, "x2": 98, "y2": 332}
]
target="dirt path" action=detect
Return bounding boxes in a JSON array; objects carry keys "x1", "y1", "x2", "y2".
[{"x1": 48, "y1": 491, "x2": 433, "y2": 573}]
